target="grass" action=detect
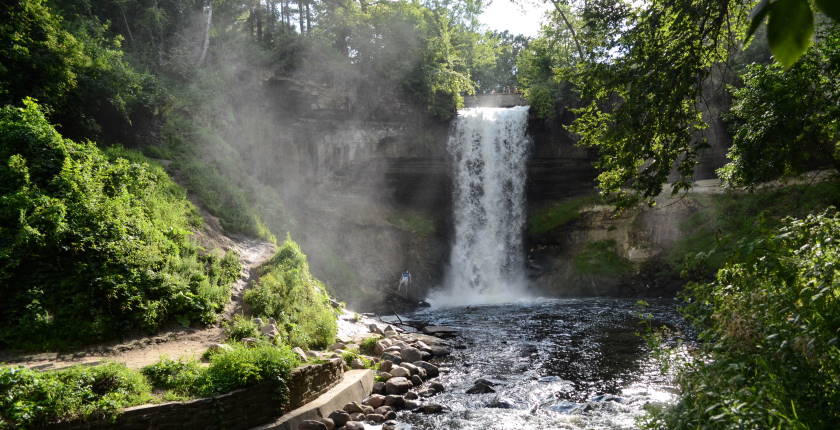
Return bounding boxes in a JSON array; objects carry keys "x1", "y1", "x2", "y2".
[
  {"x1": 528, "y1": 195, "x2": 600, "y2": 235},
  {"x1": 244, "y1": 237, "x2": 339, "y2": 349},
  {"x1": 386, "y1": 210, "x2": 436, "y2": 236},
  {"x1": 573, "y1": 240, "x2": 634, "y2": 277}
]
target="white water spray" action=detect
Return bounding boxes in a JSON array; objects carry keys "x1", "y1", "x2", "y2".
[{"x1": 429, "y1": 106, "x2": 533, "y2": 307}]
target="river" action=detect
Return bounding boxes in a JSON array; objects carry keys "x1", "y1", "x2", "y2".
[{"x1": 381, "y1": 298, "x2": 687, "y2": 430}]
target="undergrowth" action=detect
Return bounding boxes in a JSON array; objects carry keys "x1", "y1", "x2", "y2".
[
  {"x1": 0, "y1": 100, "x2": 242, "y2": 349},
  {"x1": 244, "y1": 237, "x2": 339, "y2": 349},
  {"x1": 528, "y1": 195, "x2": 600, "y2": 235}
]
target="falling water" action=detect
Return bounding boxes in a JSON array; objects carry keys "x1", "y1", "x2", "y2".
[{"x1": 429, "y1": 106, "x2": 533, "y2": 307}]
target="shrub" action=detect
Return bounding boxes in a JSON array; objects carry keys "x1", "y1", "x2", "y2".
[
  {"x1": 528, "y1": 195, "x2": 600, "y2": 235},
  {"x1": 0, "y1": 100, "x2": 242, "y2": 349},
  {"x1": 140, "y1": 358, "x2": 203, "y2": 396},
  {"x1": 0, "y1": 363, "x2": 151, "y2": 428},
  {"x1": 198, "y1": 343, "x2": 299, "y2": 396},
  {"x1": 573, "y1": 240, "x2": 634, "y2": 277},
  {"x1": 359, "y1": 336, "x2": 381, "y2": 356},
  {"x1": 644, "y1": 210, "x2": 840, "y2": 429},
  {"x1": 224, "y1": 315, "x2": 261, "y2": 341},
  {"x1": 245, "y1": 238, "x2": 338, "y2": 349}
]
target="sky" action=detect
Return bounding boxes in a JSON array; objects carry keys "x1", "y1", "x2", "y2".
[{"x1": 479, "y1": 0, "x2": 552, "y2": 38}]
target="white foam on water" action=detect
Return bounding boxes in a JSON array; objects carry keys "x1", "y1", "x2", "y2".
[{"x1": 428, "y1": 106, "x2": 534, "y2": 308}]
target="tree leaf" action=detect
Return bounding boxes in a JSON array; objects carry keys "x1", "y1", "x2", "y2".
[
  {"x1": 746, "y1": 0, "x2": 771, "y2": 43},
  {"x1": 815, "y1": 0, "x2": 840, "y2": 21},
  {"x1": 767, "y1": 0, "x2": 814, "y2": 68}
]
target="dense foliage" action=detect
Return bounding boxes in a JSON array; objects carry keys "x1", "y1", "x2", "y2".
[
  {"x1": 0, "y1": 363, "x2": 151, "y2": 428},
  {"x1": 0, "y1": 100, "x2": 241, "y2": 349},
  {"x1": 0, "y1": 343, "x2": 298, "y2": 428},
  {"x1": 721, "y1": 24, "x2": 840, "y2": 186},
  {"x1": 645, "y1": 210, "x2": 840, "y2": 429},
  {"x1": 244, "y1": 238, "x2": 338, "y2": 349}
]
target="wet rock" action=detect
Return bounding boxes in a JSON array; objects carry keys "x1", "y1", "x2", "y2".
[
  {"x1": 298, "y1": 420, "x2": 327, "y2": 430},
  {"x1": 420, "y1": 351, "x2": 432, "y2": 360},
  {"x1": 415, "y1": 341, "x2": 432, "y2": 352},
  {"x1": 418, "y1": 389, "x2": 437, "y2": 398},
  {"x1": 360, "y1": 405, "x2": 374, "y2": 415},
  {"x1": 384, "y1": 411, "x2": 397, "y2": 420},
  {"x1": 328, "y1": 410, "x2": 350, "y2": 427},
  {"x1": 390, "y1": 366, "x2": 410, "y2": 378},
  {"x1": 422, "y1": 326, "x2": 460, "y2": 338},
  {"x1": 418, "y1": 403, "x2": 446, "y2": 414},
  {"x1": 401, "y1": 347, "x2": 422, "y2": 363},
  {"x1": 404, "y1": 391, "x2": 419, "y2": 400},
  {"x1": 466, "y1": 382, "x2": 496, "y2": 394},
  {"x1": 372, "y1": 382, "x2": 386, "y2": 394},
  {"x1": 403, "y1": 400, "x2": 420, "y2": 410},
  {"x1": 343, "y1": 421, "x2": 364, "y2": 430},
  {"x1": 384, "y1": 395, "x2": 405, "y2": 409},
  {"x1": 384, "y1": 346, "x2": 402, "y2": 353},
  {"x1": 321, "y1": 418, "x2": 335, "y2": 430},
  {"x1": 379, "y1": 360, "x2": 393, "y2": 372},
  {"x1": 382, "y1": 421, "x2": 398, "y2": 430},
  {"x1": 429, "y1": 382, "x2": 445, "y2": 393},
  {"x1": 363, "y1": 394, "x2": 386, "y2": 408},
  {"x1": 343, "y1": 402, "x2": 364, "y2": 414},
  {"x1": 365, "y1": 413, "x2": 385, "y2": 423},
  {"x1": 373, "y1": 406, "x2": 393, "y2": 415},
  {"x1": 427, "y1": 345, "x2": 451, "y2": 356},
  {"x1": 411, "y1": 375, "x2": 424, "y2": 386},
  {"x1": 378, "y1": 371, "x2": 393, "y2": 381},
  {"x1": 414, "y1": 361, "x2": 440, "y2": 377},
  {"x1": 348, "y1": 413, "x2": 365, "y2": 422},
  {"x1": 385, "y1": 377, "x2": 413, "y2": 395},
  {"x1": 487, "y1": 396, "x2": 516, "y2": 409}
]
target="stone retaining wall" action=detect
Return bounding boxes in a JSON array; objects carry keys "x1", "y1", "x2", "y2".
[{"x1": 46, "y1": 359, "x2": 344, "y2": 430}]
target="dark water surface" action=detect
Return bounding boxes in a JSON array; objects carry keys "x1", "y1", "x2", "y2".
[{"x1": 386, "y1": 298, "x2": 688, "y2": 430}]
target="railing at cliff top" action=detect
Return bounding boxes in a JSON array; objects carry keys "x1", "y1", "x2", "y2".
[{"x1": 462, "y1": 94, "x2": 527, "y2": 108}]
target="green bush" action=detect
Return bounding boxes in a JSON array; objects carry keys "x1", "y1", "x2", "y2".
[
  {"x1": 359, "y1": 336, "x2": 381, "y2": 356},
  {"x1": 199, "y1": 343, "x2": 299, "y2": 396},
  {"x1": 245, "y1": 238, "x2": 338, "y2": 349},
  {"x1": 0, "y1": 363, "x2": 151, "y2": 428},
  {"x1": 644, "y1": 210, "x2": 840, "y2": 429},
  {"x1": 224, "y1": 315, "x2": 261, "y2": 341},
  {"x1": 0, "y1": 100, "x2": 242, "y2": 349},
  {"x1": 140, "y1": 358, "x2": 203, "y2": 396}
]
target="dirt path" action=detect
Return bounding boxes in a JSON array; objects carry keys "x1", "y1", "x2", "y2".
[{"x1": 0, "y1": 239, "x2": 275, "y2": 371}]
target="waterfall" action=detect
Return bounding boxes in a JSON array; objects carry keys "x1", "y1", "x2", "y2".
[{"x1": 429, "y1": 106, "x2": 533, "y2": 307}]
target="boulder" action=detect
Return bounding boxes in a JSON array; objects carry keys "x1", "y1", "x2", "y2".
[
  {"x1": 400, "y1": 347, "x2": 422, "y2": 363},
  {"x1": 365, "y1": 414, "x2": 385, "y2": 423},
  {"x1": 384, "y1": 411, "x2": 397, "y2": 420},
  {"x1": 377, "y1": 371, "x2": 393, "y2": 381},
  {"x1": 384, "y1": 395, "x2": 405, "y2": 409},
  {"x1": 381, "y1": 352, "x2": 402, "y2": 364},
  {"x1": 298, "y1": 420, "x2": 327, "y2": 430},
  {"x1": 429, "y1": 382, "x2": 445, "y2": 393},
  {"x1": 466, "y1": 381, "x2": 495, "y2": 394},
  {"x1": 404, "y1": 391, "x2": 419, "y2": 400},
  {"x1": 374, "y1": 340, "x2": 390, "y2": 356},
  {"x1": 390, "y1": 366, "x2": 410, "y2": 378},
  {"x1": 422, "y1": 326, "x2": 459, "y2": 338},
  {"x1": 401, "y1": 362, "x2": 419, "y2": 375},
  {"x1": 419, "y1": 403, "x2": 446, "y2": 414},
  {"x1": 411, "y1": 375, "x2": 424, "y2": 386},
  {"x1": 379, "y1": 360, "x2": 393, "y2": 372},
  {"x1": 253, "y1": 317, "x2": 264, "y2": 326},
  {"x1": 344, "y1": 421, "x2": 364, "y2": 430},
  {"x1": 372, "y1": 382, "x2": 386, "y2": 394},
  {"x1": 368, "y1": 323, "x2": 383, "y2": 335},
  {"x1": 292, "y1": 347, "x2": 308, "y2": 362},
  {"x1": 383, "y1": 421, "x2": 398, "y2": 430},
  {"x1": 373, "y1": 406, "x2": 393, "y2": 415},
  {"x1": 350, "y1": 358, "x2": 366, "y2": 369},
  {"x1": 260, "y1": 323, "x2": 279, "y2": 337},
  {"x1": 414, "y1": 361, "x2": 440, "y2": 378},
  {"x1": 343, "y1": 402, "x2": 364, "y2": 414},
  {"x1": 427, "y1": 345, "x2": 451, "y2": 357},
  {"x1": 321, "y1": 418, "x2": 335, "y2": 430},
  {"x1": 241, "y1": 337, "x2": 258, "y2": 347},
  {"x1": 207, "y1": 343, "x2": 233, "y2": 355},
  {"x1": 328, "y1": 410, "x2": 350, "y2": 427},
  {"x1": 328, "y1": 342, "x2": 346, "y2": 351},
  {"x1": 362, "y1": 394, "x2": 386, "y2": 408},
  {"x1": 348, "y1": 413, "x2": 365, "y2": 422},
  {"x1": 385, "y1": 377, "x2": 413, "y2": 395},
  {"x1": 360, "y1": 405, "x2": 374, "y2": 415},
  {"x1": 403, "y1": 400, "x2": 419, "y2": 410}
]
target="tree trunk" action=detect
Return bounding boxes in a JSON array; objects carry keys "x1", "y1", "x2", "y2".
[
  {"x1": 305, "y1": 0, "x2": 311, "y2": 34},
  {"x1": 550, "y1": 0, "x2": 585, "y2": 60}
]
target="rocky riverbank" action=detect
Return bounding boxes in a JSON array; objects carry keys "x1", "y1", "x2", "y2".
[{"x1": 296, "y1": 315, "x2": 459, "y2": 430}]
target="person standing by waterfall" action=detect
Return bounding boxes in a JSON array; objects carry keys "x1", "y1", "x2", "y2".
[{"x1": 398, "y1": 270, "x2": 412, "y2": 296}]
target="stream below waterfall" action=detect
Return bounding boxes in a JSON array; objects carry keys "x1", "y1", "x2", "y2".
[{"x1": 380, "y1": 298, "x2": 689, "y2": 430}]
